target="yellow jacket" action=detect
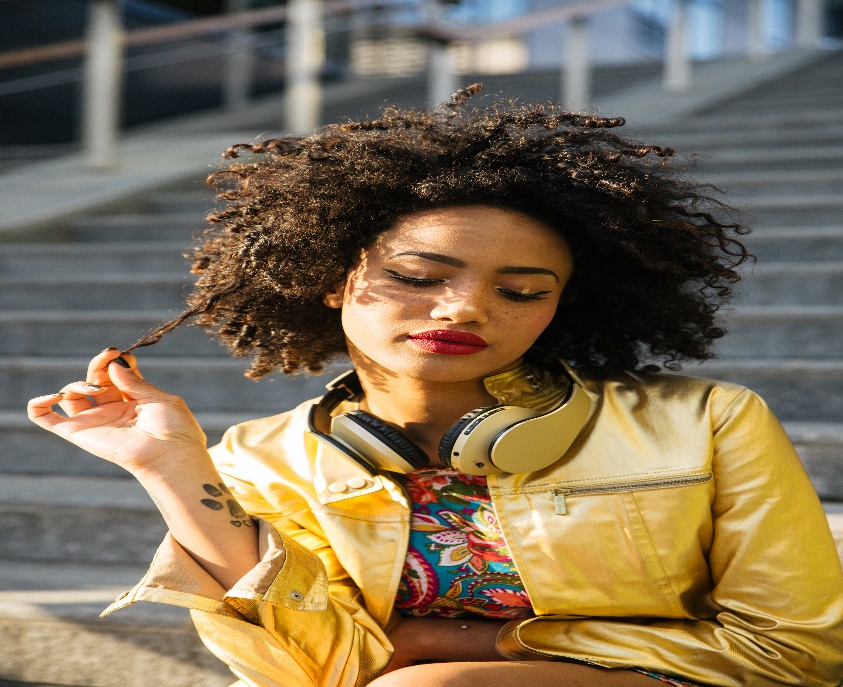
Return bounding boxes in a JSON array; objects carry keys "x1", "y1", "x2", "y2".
[{"x1": 103, "y1": 364, "x2": 843, "y2": 687}]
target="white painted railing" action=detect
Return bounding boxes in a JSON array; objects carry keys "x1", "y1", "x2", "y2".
[{"x1": 0, "y1": 0, "x2": 827, "y2": 169}]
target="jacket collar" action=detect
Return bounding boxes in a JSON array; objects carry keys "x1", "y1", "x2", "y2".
[{"x1": 483, "y1": 361, "x2": 572, "y2": 410}]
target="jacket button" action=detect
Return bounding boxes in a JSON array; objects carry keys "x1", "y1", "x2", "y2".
[
  {"x1": 347, "y1": 476, "x2": 368, "y2": 490},
  {"x1": 327, "y1": 482, "x2": 348, "y2": 493},
  {"x1": 289, "y1": 590, "x2": 304, "y2": 602}
]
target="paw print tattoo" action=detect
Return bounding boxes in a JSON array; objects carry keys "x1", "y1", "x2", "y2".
[{"x1": 200, "y1": 483, "x2": 253, "y2": 527}]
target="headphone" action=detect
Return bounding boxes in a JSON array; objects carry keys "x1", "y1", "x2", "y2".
[{"x1": 307, "y1": 366, "x2": 592, "y2": 476}]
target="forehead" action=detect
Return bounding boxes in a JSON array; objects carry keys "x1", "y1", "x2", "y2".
[{"x1": 376, "y1": 205, "x2": 570, "y2": 255}]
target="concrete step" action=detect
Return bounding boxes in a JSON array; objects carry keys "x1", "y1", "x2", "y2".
[
  {"x1": 735, "y1": 262, "x2": 843, "y2": 305},
  {"x1": 0, "y1": 560, "x2": 230, "y2": 687},
  {"x1": 66, "y1": 214, "x2": 205, "y2": 243},
  {"x1": 0, "y1": 242, "x2": 191, "y2": 275},
  {"x1": 0, "y1": 475, "x2": 164, "y2": 564},
  {"x1": 0, "y1": 356, "x2": 339, "y2": 413},
  {"x1": 743, "y1": 226, "x2": 843, "y2": 262},
  {"x1": 699, "y1": 169, "x2": 843, "y2": 197},
  {"x1": 704, "y1": 92, "x2": 843, "y2": 117},
  {"x1": 783, "y1": 422, "x2": 843, "y2": 503},
  {"x1": 0, "y1": 410, "x2": 261, "y2": 478},
  {"x1": 706, "y1": 92, "x2": 843, "y2": 115},
  {"x1": 691, "y1": 358, "x2": 843, "y2": 422},
  {"x1": 146, "y1": 191, "x2": 219, "y2": 215},
  {"x1": 0, "y1": 311, "x2": 226, "y2": 357},
  {"x1": 658, "y1": 124, "x2": 843, "y2": 152},
  {"x1": 663, "y1": 107, "x2": 843, "y2": 132},
  {"x1": 736, "y1": 196, "x2": 842, "y2": 226},
  {"x1": 0, "y1": 274, "x2": 193, "y2": 310},
  {"x1": 715, "y1": 306, "x2": 843, "y2": 358},
  {"x1": 693, "y1": 146, "x2": 843, "y2": 173}
]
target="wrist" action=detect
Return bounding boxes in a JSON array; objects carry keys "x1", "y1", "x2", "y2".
[{"x1": 130, "y1": 448, "x2": 217, "y2": 486}]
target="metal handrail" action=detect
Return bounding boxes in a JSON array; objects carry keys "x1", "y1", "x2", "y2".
[
  {"x1": 0, "y1": 0, "x2": 632, "y2": 72},
  {"x1": 0, "y1": 0, "x2": 384, "y2": 71}
]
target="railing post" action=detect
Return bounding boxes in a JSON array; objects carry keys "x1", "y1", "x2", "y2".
[
  {"x1": 795, "y1": 0, "x2": 824, "y2": 48},
  {"x1": 83, "y1": 0, "x2": 123, "y2": 170},
  {"x1": 283, "y1": 0, "x2": 324, "y2": 134},
  {"x1": 563, "y1": 15, "x2": 590, "y2": 111},
  {"x1": 747, "y1": 0, "x2": 769, "y2": 59},
  {"x1": 425, "y1": 1, "x2": 457, "y2": 107},
  {"x1": 428, "y1": 40, "x2": 457, "y2": 107},
  {"x1": 664, "y1": 0, "x2": 691, "y2": 92},
  {"x1": 224, "y1": 0, "x2": 256, "y2": 111}
]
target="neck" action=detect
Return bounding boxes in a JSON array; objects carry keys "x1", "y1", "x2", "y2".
[{"x1": 349, "y1": 353, "x2": 510, "y2": 466}]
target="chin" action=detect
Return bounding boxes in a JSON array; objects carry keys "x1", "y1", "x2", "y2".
[{"x1": 386, "y1": 353, "x2": 515, "y2": 384}]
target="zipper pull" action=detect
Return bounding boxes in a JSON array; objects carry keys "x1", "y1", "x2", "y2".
[{"x1": 553, "y1": 490, "x2": 568, "y2": 515}]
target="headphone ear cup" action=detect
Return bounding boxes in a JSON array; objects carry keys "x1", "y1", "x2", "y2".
[
  {"x1": 438, "y1": 406, "x2": 499, "y2": 467},
  {"x1": 343, "y1": 411, "x2": 430, "y2": 469}
]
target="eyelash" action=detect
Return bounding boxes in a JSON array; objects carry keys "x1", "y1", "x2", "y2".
[{"x1": 383, "y1": 269, "x2": 551, "y2": 302}]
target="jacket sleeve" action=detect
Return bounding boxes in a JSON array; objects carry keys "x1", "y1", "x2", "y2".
[
  {"x1": 101, "y1": 427, "x2": 394, "y2": 687},
  {"x1": 497, "y1": 388, "x2": 843, "y2": 687}
]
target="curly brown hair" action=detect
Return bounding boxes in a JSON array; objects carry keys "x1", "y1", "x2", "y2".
[{"x1": 125, "y1": 84, "x2": 750, "y2": 379}]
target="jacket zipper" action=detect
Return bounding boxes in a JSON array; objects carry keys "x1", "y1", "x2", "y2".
[{"x1": 553, "y1": 473, "x2": 712, "y2": 515}]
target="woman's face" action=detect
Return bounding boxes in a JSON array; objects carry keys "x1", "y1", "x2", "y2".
[{"x1": 325, "y1": 205, "x2": 574, "y2": 384}]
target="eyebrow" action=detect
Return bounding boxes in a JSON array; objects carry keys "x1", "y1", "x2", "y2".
[{"x1": 392, "y1": 251, "x2": 559, "y2": 282}]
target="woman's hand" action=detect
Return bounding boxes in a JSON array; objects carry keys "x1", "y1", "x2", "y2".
[
  {"x1": 28, "y1": 347, "x2": 260, "y2": 589},
  {"x1": 27, "y1": 348, "x2": 207, "y2": 476},
  {"x1": 382, "y1": 617, "x2": 508, "y2": 674}
]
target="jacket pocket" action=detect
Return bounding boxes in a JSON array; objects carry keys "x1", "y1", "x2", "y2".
[
  {"x1": 494, "y1": 471, "x2": 716, "y2": 617},
  {"x1": 552, "y1": 473, "x2": 713, "y2": 515}
]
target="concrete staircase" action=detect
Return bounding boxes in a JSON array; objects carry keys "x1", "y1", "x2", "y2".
[{"x1": 1, "y1": 52, "x2": 842, "y2": 686}]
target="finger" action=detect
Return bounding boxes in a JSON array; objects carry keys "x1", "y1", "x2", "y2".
[
  {"x1": 27, "y1": 392, "x2": 69, "y2": 431},
  {"x1": 106, "y1": 357, "x2": 166, "y2": 403},
  {"x1": 87, "y1": 349, "x2": 142, "y2": 387},
  {"x1": 115, "y1": 352, "x2": 143, "y2": 379},
  {"x1": 57, "y1": 381, "x2": 109, "y2": 416}
]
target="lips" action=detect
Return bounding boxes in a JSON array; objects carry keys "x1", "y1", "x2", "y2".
[
  {"x1": 408, "y1": 330, "x2": 488, "y2": 355},
  {"x1": 410, "y1": 330, "x2": 488, "y2": 345}
]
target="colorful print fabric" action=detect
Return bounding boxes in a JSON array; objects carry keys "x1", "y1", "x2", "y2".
[{"x1": 394, "y1": 468, "x2": 532, "y2": 619}]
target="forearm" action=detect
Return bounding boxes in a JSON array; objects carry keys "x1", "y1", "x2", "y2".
[
  {"x1": 383, "y1": 617, "x2": 508, "y2": 673},
  {"x1": 134, "y1": 452, "x2": 260, "y2": 590}
]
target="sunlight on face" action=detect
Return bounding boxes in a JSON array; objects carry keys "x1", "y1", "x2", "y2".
[{"x1": 325, "y1": 205, "x2": 574, "y2": 384}]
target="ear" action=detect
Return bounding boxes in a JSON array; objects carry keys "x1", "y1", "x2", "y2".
[{"x1": 322, "y1": 283, "x2": 345, "y2": 309}]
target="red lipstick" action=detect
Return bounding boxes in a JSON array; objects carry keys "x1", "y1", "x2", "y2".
[{"x1": 408, "y1": 330, "x2": 488, "y2": 355}]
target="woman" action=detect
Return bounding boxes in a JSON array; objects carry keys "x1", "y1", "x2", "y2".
[{"x1": 27, "y1": 86, "x2": 843, "y2": 686}]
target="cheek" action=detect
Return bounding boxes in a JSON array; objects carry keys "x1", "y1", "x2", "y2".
[{"x1": 509, "y1": 303, "x2": 559, "y2": 341}]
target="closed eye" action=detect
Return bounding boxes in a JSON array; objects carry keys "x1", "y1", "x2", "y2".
[
  {"x1": 383, "y1": 269, "x2": 444, "y2": 286},
  {"x1": 497, "y1": 288, "x2": 552, "y2": 302},
  {"x1": 384, "y1": 269, "x2": 551, "y2": 301}
]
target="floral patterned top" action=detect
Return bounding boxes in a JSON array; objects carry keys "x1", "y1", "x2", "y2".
[{"x1": 393, "y1": 468, "x2": 532, "y2": 619}]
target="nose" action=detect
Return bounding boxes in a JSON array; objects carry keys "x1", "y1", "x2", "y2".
[{"x1": 429, "y1": 287, "x2": 488, "y2": 325}]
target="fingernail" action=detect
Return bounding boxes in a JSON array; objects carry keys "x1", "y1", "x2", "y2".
[
  {"x1": 53, "y1": 391, "x2": 65, "y2": 397},
  {"x1": 111, "y1": 357, "x2": 131, "y2": 369},
  {"x1": 83, "y1": 383, "x2": 103, "y2": 391},
  {"x1": 100, "y1": 347, "x2": 119, "y2": 354}
]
